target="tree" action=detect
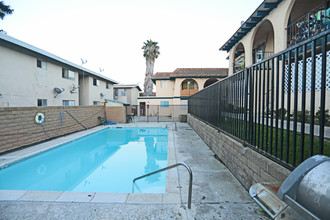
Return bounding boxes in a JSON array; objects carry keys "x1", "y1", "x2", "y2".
[
  {"x1": 0, "y1": 1, "x2": 13, "y2": 33},
  {"x1": 142, "y1": 39, "x2": 160, "y2": 96},
  {"x1": 0, "y1": 1, "x2": 13, "y2": 20}
]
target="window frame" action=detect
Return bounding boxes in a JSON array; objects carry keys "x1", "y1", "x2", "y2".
[
  {"x1": 37, "y1": 99, "x2": 47, "y2": 106},
  {"x1": 62, "y1": 68, "x2": 75, "y2": 80},
  {"x1": 93, "y1": 78, "x2": 100, "y2": 86},
  {"x1": 160, "y1": 81, "x2": 169, "y2": 88},
  {"x1": 37, "y1": 59, "x2": 47, "y2": 69},
  {"x1": 62, "y1": 100, "x2": 75, "y2": 106}
]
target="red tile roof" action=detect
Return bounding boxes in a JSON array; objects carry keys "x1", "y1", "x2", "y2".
[{"x1": 152, "y1": 68, "x2": 228, "y2": 82}]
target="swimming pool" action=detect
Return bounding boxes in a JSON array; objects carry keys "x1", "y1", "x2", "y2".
[{"x1": 0, "y1": 127, "x2": 168, "y2": 193}]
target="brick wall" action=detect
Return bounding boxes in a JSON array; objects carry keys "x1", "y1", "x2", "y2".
[
  {"x1": 188, "y1": 114, "x2": 291, "y2": 190},
  {"x1": 0, "y1": 106, "x2": 106, "y2": 154},
  {"x1": 105, "y1": 106, "x2": 126, "y2": 123}
]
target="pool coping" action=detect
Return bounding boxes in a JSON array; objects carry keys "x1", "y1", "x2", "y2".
[{"x1": 0, "y1": 123, "x2": 183, "y2": 206}]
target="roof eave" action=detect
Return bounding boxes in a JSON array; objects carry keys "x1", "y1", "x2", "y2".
[{"x1": 219, "y1": 0, "x2": 282, "y2": 52}]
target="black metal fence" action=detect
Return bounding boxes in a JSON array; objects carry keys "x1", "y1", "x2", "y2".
[
  {"x1": 126, "y1": 105, "x2": 188, "y2": 122},
  {"x1": 189, "y1": 30, "x2": 330, "y2": 169}
]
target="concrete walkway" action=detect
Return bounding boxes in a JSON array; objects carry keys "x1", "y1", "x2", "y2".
[{"x1": 0, "y1": 122, "x2": 269, "y2": 219}]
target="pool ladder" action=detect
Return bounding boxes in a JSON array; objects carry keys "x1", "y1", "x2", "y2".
[{"x1": 132, "y1": 162, "x2": 193, "y2": 209}]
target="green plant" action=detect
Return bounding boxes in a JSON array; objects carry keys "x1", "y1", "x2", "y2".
[
  {"x1": 315, "y1": 107, "x2": 330, "y2": 126},
  {"x1": 297, "y1": 110, "x2": 310, "y2": 123},
  {"x1": 275, "y1": 108, "x2": 287, "y2": 118}
]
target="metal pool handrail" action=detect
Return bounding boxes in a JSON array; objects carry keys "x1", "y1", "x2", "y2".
[{"x1": 132, "y1": 162, "x2": 193, "y2": 209}]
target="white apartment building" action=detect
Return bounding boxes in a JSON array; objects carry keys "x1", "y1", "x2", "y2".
[{"x1": 0, "y1": 34, "x2": 119, "y2": 107}]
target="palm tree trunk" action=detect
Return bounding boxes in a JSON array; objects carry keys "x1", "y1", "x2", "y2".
[{"x1": 144, "y1": 57, "x2": 155, "y2": 96}]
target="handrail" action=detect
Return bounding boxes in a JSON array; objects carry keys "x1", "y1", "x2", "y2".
[{"x1": 132, "y1": 162, "x2": 193, "y2": 209}]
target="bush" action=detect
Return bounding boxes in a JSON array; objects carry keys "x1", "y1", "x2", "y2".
[
  {"x1": 297, "y1": 110, "x2": 310, "y2": 123},
  {"x1": 315, "y1": 107, "x2": 330, "y2": 126}
]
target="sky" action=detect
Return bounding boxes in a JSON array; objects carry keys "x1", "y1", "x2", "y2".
[{"x1": 1, "y1": 0, "x2": 263, "y2": 87}]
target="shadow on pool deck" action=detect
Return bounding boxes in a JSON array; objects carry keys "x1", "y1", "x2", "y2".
[{"x1": 0, "y1": 122, "x2": 269, "y2": 220}]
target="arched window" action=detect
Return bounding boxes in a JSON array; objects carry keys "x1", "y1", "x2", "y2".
[{"x1": 181, "y1": 79, "x2": 198, "y2": 90}]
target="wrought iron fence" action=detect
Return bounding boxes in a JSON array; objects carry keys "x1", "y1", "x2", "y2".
[
  {"x1": 189, "y1": 30, "x2": 330, "y2": 169},
  {"x1": 126, "y1": 105, "x2": 188, "y2": 122}
]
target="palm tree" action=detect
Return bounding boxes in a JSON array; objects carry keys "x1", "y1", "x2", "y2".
[
  {"x1": 142, "y1": 39, "x2": 160, "y2": 96},
  {"x1": 0, "y1": 1, "x2": 13, "y2": 20}
]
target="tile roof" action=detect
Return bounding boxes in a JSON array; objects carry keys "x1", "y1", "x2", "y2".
[
  {"x1": 152, "y1": 68, "x2": 228, "y2": 82},
  {"x1": 152, "y1": 72, "x2": 172, "y2": 80},
  {"x1": 172, "y1": 68, "x2": 228, "y2": 78}
]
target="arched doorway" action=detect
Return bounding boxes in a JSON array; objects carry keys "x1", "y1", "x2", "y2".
[
  {"x1": 287, "y1": 0, "x2": 327, "y2": 46},
  {"x1": 252, "y1": 19, "x2": 274, "y2": 64},
  {"x1": 233, "y1": 43, "x2": 245, "y2": 73},
  {"x1": 204, "y1": 78, "x2": 218, "y2": 88}
]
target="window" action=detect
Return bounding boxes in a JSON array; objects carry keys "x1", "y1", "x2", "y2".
[
  {"x1": 182, "y1": 80, "x2": 197, "y2": 90},
  {"x1": 160, "y1": 81, "x2": 168, "y2": 88},
  {"x1": 37, "y1": 99, "x2": 47, "y2": 106},
  {"x1": 117, "y1": 89, "x2": 126, "y2": 96},
  {"x1": 160, "y1": 101, "x2": 169, "y2": 107},
  {"x1": 62, "y1": 68, "x2": 75, "y2": 80},
  {"x1": 93, "y1": 101, "x2": 100, "y2": 105},
  {"x1": 62, "y1": 100, "x2": 75, "y2": 106},
  {"x1": 93, "y1": 78, "x2": 100, "y2": 86},
  {"x1": 37, "y1": 59, "x2": 47, "y2": 69},
  {"x1": 106, "y1": 83, "x2": 112, "y2": 89}
]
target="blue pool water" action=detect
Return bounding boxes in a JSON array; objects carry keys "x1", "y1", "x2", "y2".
[{"x1": 0, "y1": 127, "x2": 168, "y2": 193}]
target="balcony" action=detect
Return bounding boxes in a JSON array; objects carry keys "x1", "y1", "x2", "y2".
[
  {"x1": 180, "y1": 89, "x2": 198, "y2": 96},
  {"x1": 287, "y1": 1, "x2": 330, "y2": 47}
]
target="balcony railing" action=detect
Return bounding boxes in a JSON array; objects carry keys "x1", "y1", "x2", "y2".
[
  {"x1": 252, "y1": 51, "x2": 274, "y2": 64},
  {"x1": 181, "y1": 89, "x2": 198, "y2": 96},
  {"x1": 287, "y1": 1, "x2": 330, "y2": 47}
]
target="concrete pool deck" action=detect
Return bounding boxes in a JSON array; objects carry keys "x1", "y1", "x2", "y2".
[{"x1": 0, "y1": 122, "x2": 269, "y2": 219}]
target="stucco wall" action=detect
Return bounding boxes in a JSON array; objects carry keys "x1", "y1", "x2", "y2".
[
  {"x1": 0, "y1": 106, "x2": 106, "y2": 154},
  {"x1": 155, "y1": 80, "x2": 175, "y2": 97},
  {"x1": 228, "y1": 0, "x2": 295, "y2": 76},
  {"x1": 86, "y1": 76, "x2": 113, "y2": 106},
  {"x1": 0, "y1": 45, "x2": 79, "y2": 107},
  {"x1": 188, "y1": 114, "x2": 291, "y2": 190}
]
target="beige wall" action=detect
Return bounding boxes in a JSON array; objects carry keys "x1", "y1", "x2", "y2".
[
  {"x1": 0, "y1": 45, "x2": 79, "y2": 107},
  {"x1": 137, "y1": 98, "x2": 174, "y2": 106},
  {"x1": 155, "y1": 80, "x2": 175, "y2": 97},
  {"x1": 78, "y1": 76, "x2": 114, "y2": 106}
]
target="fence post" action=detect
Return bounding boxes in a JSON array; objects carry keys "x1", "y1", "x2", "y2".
[
  {"x1": 147, "y1": 104, "x2": 149, "y2": 123},
  {"x1": 157, "y1": 105, "x2": 159, "y2": 123},
  {"x1": 243, "y1": 68, "x2": 249, "y2": 142}
]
